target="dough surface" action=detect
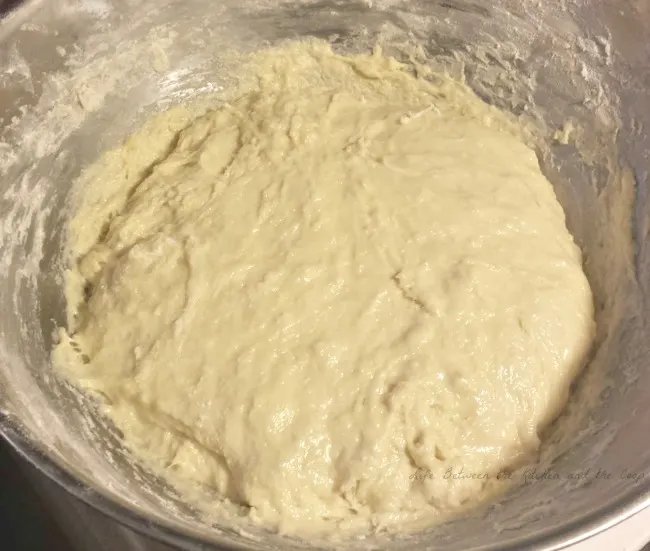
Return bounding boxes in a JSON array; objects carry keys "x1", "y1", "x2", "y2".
[{"x1": 54, "y1": 42, "x2": 595, "y2": 534}]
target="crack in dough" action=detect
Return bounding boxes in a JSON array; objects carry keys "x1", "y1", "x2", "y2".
[{"x1": 54, "y1": 41, "x2": 595, "y2": 535}]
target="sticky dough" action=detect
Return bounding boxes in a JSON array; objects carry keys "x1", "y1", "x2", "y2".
[{"x1": 54, "y1": 42, "x2": 595, "y2": 534}]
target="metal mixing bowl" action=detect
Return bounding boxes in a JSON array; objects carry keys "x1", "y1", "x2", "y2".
[{"x1": 1, "y1": 0, "x2": 650, "y2": 549}]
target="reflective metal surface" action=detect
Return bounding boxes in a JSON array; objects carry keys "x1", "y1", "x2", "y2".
[{"x1": 1, "y1": 0, "x2": 650, "y2": 550}]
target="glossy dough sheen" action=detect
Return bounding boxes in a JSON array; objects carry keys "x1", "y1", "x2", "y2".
[{"x1": 54, "y1": 42, "x2": 595, "y2": 534}]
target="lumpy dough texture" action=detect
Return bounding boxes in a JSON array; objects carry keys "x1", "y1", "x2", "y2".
[{"x1": 54, "y1": 42, "x2": 595, "y2": 534}]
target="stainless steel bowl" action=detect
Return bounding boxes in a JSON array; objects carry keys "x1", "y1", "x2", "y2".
[{"x1": 1, "y1": 0, "x2": 650, "y2": 549}]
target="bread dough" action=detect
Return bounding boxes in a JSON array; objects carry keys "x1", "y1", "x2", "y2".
[{"x1": 54, "y1": 42, "x2": 595, "y2": 534}]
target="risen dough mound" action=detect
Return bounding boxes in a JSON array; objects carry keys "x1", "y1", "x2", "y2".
[{"x1": 55, "y1": 42, "x2": 595, "y2": 534}]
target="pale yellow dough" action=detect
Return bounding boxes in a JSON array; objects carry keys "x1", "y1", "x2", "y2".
[{"x1": 54, "y1": 42, "x2": 595, "y2": 534}]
